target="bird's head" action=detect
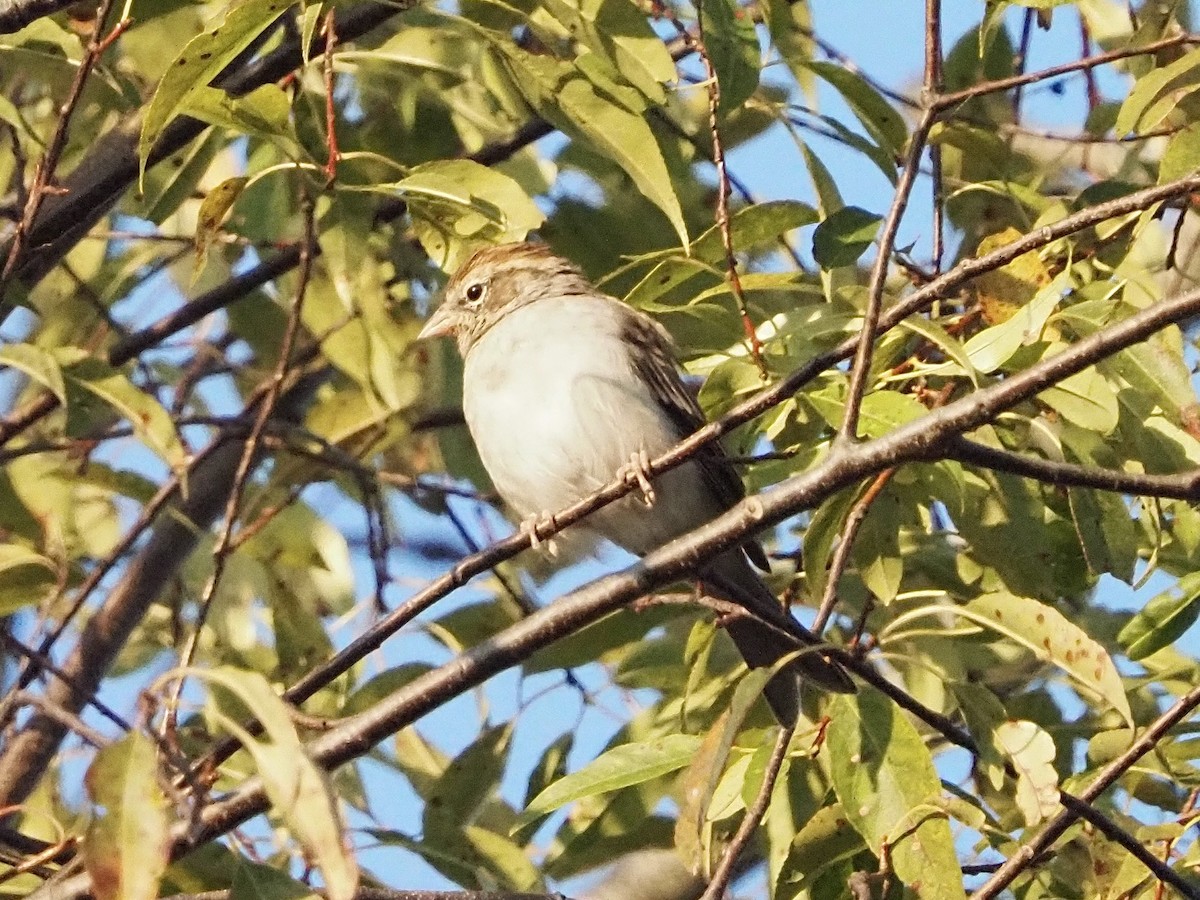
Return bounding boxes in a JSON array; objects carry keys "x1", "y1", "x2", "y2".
[{"x1": 418, "y1": 242, "x2": 592, "y2": 355}]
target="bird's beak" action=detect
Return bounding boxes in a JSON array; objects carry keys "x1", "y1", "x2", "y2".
[{"x1": 417, "y1": 304, "x2": 456, "y2": 341}]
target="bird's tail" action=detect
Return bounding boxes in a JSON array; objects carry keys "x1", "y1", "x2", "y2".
[{"x1": 703, "y1": 552, "x2": 854, "y2": 724}]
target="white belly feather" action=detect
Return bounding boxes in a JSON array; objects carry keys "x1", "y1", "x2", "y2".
[{"x1": 462, "y1": 295, "x2": 719, "y2": 556}]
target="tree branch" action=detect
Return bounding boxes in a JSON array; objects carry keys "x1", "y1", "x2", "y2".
[
  {"x1": 1058, "y1": 792, "x2": 1200, "y2": 899},
  {"x1": 944, "y1": 437, "x2": 1200, "y2": 500}
]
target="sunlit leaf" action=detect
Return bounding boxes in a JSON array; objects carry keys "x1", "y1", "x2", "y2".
[
  {"x1": 83, "y1": 733, "x2": 171, "y2": 900},
  {"x1": 827, "y1": 690, "x2": 965, "y2": 900},
  {"x1": 964, "y1": 593, "x2": 1133, "y2": 726},
  {"x1": 994, "y1": 720, "x2": 1059, "y2": 826},
  {"x1": 519, "y1": 734, "x2": 701, "y2": 826}
]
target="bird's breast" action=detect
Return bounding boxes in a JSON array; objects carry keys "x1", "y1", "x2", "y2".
[{"x1": 461, "y1": 298, "x2": 697, "y2": 543}]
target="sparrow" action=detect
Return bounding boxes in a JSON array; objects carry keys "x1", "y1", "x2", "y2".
[{"x1": 418, "y1": 242, "x2": 852, "y2": 722}]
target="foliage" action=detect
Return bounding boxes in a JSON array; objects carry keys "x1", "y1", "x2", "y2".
[{"x1": 1, "y1": 1, "x2": 1200, "y2": 899}]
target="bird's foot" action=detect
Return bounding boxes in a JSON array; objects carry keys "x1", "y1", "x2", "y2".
[
  {"x1": 619, "y1": 449, "x2": 656, "y2": 508},
  {"x1": 519, "y1": 511, "x2": 559, "y2": 556}
]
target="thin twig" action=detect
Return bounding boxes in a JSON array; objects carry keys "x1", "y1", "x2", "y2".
[
  {"x1": 1059, "y1": 792, "x2": 1200, "y2": 899},
  {"x1": 163, "y1": 196, "x2": 317, "y2": 733},
  {"x1": 699, "y1": 723, "x2": 795, "y2": 900},
  {"x1": 944, "y1": 437, "x2": 1200, "y2": 501},
  {"x1": 322, "y1": 11, "x2": 340, "y2": 183},
  {"x1": 936, "y1": 33, "x2": 1197, "y2": 111}
]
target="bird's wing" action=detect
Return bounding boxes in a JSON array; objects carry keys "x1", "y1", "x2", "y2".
[{"x1": 620, "y1": 308, "x2": 771, "y2": 571}]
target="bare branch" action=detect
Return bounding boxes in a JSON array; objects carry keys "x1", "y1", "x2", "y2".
[
  {"x1": 699, "y1": 723, "x2": 794, "y2": 900},
  {"x1": 944, "y1": 437, "x2": 1200, "y2": 500}
]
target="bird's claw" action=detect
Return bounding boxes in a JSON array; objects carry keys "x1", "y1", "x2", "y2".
[
  {"x1": 620, "y1": 449, "x2": 656, "y2": 508},
  {"x1": 519, "y1": 511, "x2": 559, "y2": 556}
]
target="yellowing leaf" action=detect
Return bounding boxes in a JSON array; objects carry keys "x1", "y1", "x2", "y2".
[
  {"x1": 971, "y1": 227, "x2": 1052, "y2": 325},
  {"x1": 83, "y1": 733, "x2": 171, "y2": 900},
  {"x1": 994, "y1": 720, "x2": 1059, "y2": 826},
  {"x1": 964, "y1": 593, "x2": 1133, "y2": 726},
  {"x1": 193, "y1": 176, "x2": 248, "y2": 284}
]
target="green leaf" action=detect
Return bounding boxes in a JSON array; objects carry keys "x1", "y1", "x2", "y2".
[
  {"x1": 1118, "y1": 572, "x2": 1200, "y2": 661},
  {"x1": 0, "y1": 544, "x2": 57, "y2": 615},
  {"x1": 138, "y1": 0, "x2": 292, "y2": 181},
  {"x1": 518, "y1": 734, "x2": 701, "y2": 826},
  {"x1": 690, "y1": 199, "x2": 819, "y2": 262},
  {"x1": 64, "y1": 358, "x2": 186, "y2": 470},
  {"x1": 963, "y1": 593, "x2": 1133, "y2": 726},
  {"x1": 779, "y1": 803, "x2": 866, "y2": 893},
  {"x1": 853, "y1": 486, "x2": 904, "y2": 604},
  {"x1": 424, "y1": 725, "x2": 512, "y2": 841},
  {"x1": 0, "y1": 343, "x2": 66, "y2": 404},
  {"x1": 196, "y1": 667, "x2": 358, "y2": 900},
  {"x1": 181, "y1": 84, "x2": 298, "y2": 149},
  {"x1": 462, "y1": 826, "x2": 540, "y2": 890},
  {"x1": 137, "y1": 128, "x2": 225, "y2": 225},
  {"x1": 230, "y1": 861, "x2": 317, "y2": 900},
  {"x1": 1115, "y1": 47, "x2": 1200, "y2": 135},
  {"x1": 495, "y1": 43, "x2": 688, "y2": 248},
  {"x1": 1040, "y1": 366, "x2": 1119, "y2": 434},
  {"x1": 827, "y1": 690, "x2": 965, "y2": 900},
  {"x1": 803, "y1": 488, "x2": 860, "y2": 603},
  {"x1": 83, "y1": 733, "x2": 171, "y2": 900},
  {"x1": 1067, "y1": 485, "x2": 1137, "y2": 583},
  {"x1": 1159, "y1": 121, "x2": 1200, "y2": 183},
  {"x1": 994, "y1": 720, "x2": 1059, "y2": 826},
  {"x1": 539, "y1": 0, "x2": 675, "y2": 102},
  {"x1": 811, "y1": 206, "x2": 881, "y2": 268},
  {"x1": 802, "y1": 60, "x2": 907, "y2": 159},
  {"x1": 699, "y1": 0, "x2": 760, "y2": 112}
]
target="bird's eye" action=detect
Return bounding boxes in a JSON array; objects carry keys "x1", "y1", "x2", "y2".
[{"x1": 465, "y1": 283, "x2": 486, "y2": 305}]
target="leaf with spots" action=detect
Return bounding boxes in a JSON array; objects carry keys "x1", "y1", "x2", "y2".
[
  {"x1": 964, "y1": 593, "x2": 1132, "y2": 727},
  {"x1": 826, "y1": 689, "x2": 965, "y2": 900},
  {"x1": 138, "y1": 0, "x2": 291, "y2": 183}
]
